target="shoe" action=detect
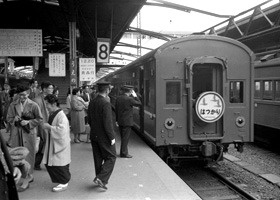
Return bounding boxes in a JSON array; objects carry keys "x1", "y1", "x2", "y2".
[
  {"x1": 93, "y1": 177, "x2": 107, "y2": 190},
  {"x1": 17, "y1": 182, "x2": 29, "y2": 192},
  {"x1": 74, "y1": 139, "x2": 80, "y2": 143},
  {"x1": 52, "y1": 183, "x2": 68, "y2": 192},
  {"x1": 28, "y1": 174, "x2": 34, "y2": 183},
  {"x1": 120, "y1": 154, "x2": 133, "y2": 158},
  {"x1": 34, "y1": 166, "x2": 42, "y2": 171}
]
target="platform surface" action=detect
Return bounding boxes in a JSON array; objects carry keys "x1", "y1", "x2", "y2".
[{"x1": 2, "y1": 127, "x2": 201, "y2": 200}]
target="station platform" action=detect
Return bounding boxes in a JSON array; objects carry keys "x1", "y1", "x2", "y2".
[{"x1": 4, "y1": 128, "x2": 201, "y2": 200}]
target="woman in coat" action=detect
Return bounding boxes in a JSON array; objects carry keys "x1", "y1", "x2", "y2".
[
  {"x1": 70, "y1": 88, "x2": 88, "y2": 143},
  {"x1": 6, "y1": 84, "x2": 43, "y2": 190},
  {"x1": 43, "y1": 94, "x2": 71, "y2": 192}
]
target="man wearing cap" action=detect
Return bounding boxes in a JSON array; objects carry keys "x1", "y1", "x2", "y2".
[
  {"x1": 87, "y1": 82, "x2": 116, "y2": 190},
  {"x1": 115, "y1": 85, "x2": 142, "y2": 158}
]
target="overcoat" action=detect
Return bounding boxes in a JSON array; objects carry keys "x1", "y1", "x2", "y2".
[
  {"x1": 115, "y1": 94, "x2": 142, "y2": 127},
  {"x1": 43, "y1": 110, "x2": 71, "y2": 166},
  {"x1": 70, "y1": 95, "x2": 86, "y2": 133},
  {"x1": 6, "y1": 98, "x2": 43, "y2": 173},
  {"x1": 33, "y1": 93, "x2": 49, "y2": 141},
  {"x1": 88, "y1": 95, "x2": 115, "y2": 143}
]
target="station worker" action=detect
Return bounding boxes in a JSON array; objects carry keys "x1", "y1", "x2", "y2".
[
  {"x1": 0, "y1": 132, "x2": 21, "y2": 200},
  {"x1": 115, "y1": 85, "x2": 142, "y2": 158},
  {"x1": 42, "y1": 94, "x2": 71, "y2": 192},
  {"x1": 87, "y1": 81, "x2": 116, "y2": 190}
]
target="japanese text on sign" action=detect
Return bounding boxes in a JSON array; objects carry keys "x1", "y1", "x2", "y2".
[
  {"x1": 49, "y1": 53, "x2": 66, "y2": 77},
  {"x1": 195, "y1": 92, "x2": 225, "y2": 123},
  {"x1": 79, "y1": 58, "x2": 96, "y2": 82},
  {"x1": 0, "y1": 29, "x2": 42, "y2": 56}
]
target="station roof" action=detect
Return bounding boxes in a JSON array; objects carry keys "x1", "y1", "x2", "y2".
[{"x1": 0, "y1": 0, "x2": 146, "y2": 65}]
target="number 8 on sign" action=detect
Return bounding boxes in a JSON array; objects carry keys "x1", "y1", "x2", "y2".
[{"x1": 97, "y1": 38, "x2": 110, "y2": 63}]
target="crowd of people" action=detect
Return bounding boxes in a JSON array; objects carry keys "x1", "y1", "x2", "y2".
[{"x1": 0, "y1": 79, "x2": 142, "y2": 199}]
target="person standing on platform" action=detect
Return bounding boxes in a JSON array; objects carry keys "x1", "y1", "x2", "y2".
[
  {"x1": 28, "y1": 79, "x2": 40, "y2": 100},
  {"x1": 33, "y1": 81, "x2": 54, "y2": 170},
  {"x1": 87, "y1": 82, "x2": 116, "y2": 190},
  {"x1": 81, "y1": 85, "x2": 91, "y2": 143},
  {"x1": 6, "y1": 84, "x2": 43, "y2": 190},
  {"x1": 0, "y1": 83, "x2": 11, "y2": 128},
  {"x1": 42, "y1": 94, "x2": 71, "y2": 192},
  {"x1": 115, "y1": 85, "x2": 142, "y2": 158},
  {"x1": 0, "y1": 132, "x2": 21, "y2": 200},
  {"x1": 70, "y1": 88, "x2": 87, "y2": 143}
]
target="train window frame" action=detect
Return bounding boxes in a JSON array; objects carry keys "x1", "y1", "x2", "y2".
[
  {"x1": 165, "y1": 81, "x2": 182, "y2": 106},
  {"x1": 229, "y1": 81, "x2": 244, "y2": 103},
  {"x1": 263, "y1": 80, "x2": 273, "y2": 100},
  {"x1": 275, "y1": 80, "x2": 280, "y2": 101},
  {"x1": 254, "y1": 81, "x2": 261, "y2": 99}
]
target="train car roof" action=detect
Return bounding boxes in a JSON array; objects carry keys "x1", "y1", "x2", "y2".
[{"x1": 101, "y1": 34, "x2": 255, "y2": 80}]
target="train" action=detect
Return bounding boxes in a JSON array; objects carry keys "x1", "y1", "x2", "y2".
[
  {"x1": 98, "y1": 34, "x2": 255, "y2": 163},
  {"x1": 254, "y1": 54, "x2": 280, "y2": 146}
]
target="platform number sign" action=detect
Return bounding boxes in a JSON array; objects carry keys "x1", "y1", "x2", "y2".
[
  {"x1": 195, "y1": 92, "x2": 225, "y2": 123},
  {"x1": 97, "y1": 38, "x2": 110, "y2": 63}
]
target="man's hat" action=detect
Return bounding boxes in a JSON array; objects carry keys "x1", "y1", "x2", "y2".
[{"x1": 97, "y1": 81, "x2": 112, "y2": 89}]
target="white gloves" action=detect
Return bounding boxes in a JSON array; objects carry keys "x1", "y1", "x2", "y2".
[
  {"x1": 131, "y1": 90, "x2": 137, "y2": 97},
  {"x1": 111, "y1": 139, "x2": 116, "y2": 145}
]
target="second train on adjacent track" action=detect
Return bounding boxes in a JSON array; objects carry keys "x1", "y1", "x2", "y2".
[{"x1": 99, "y1": 35, "x2": 255, "y2": 163}]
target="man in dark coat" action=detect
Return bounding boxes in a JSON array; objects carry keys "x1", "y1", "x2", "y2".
[
  {"x1": 115, "y1": 85, "x2": 142, "y2": 158},
  {"x1": 87, "y1": 82, "x2": 116, "y2": 190},
  {"x1": 0, "y1": 132, "x2": 21, "y2": 200}
]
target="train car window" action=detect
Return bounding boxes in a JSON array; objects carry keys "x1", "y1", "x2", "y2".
[
  {"x1": 263, "y1": 80, "x2": 273, "y2": 100},
  {"x1": 275, "y1": 80, "x2": 280, "y2": 101},
  {"x1": 254, "y1": 81, "x2": 261, "y2": 99},
  {"x1": 145, "y1": 80, "x2": 150, "y2": 106},
  {"x1": 166, "y1": 81, "x2": 181, "y2": 104},
  {"x1": 230, "y1": 81, "x2": 244, "y2": 103}
]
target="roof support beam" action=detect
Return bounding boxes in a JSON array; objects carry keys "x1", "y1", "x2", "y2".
[
  {"x1": 127, "y1": 27, "x2": 176, "y2": 41},
  {"x1": 146, "y1": 0, "x2": 231, "y2": 18},
  {"x1": 117, "y1": 42, "x2": 154, "y2": 51}
]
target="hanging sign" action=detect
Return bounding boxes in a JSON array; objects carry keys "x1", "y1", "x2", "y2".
[
  {"x1": 0, "y1": 29, "x2": 42, "y2": 57},
  {"x1": 195, "y1": 91, "x2": 225, "y2": 123},
  {"x1": 79, "y1": 58, "x2": 96, "y2": 82},
  {"x1": 49, "y1": 53, "x2": 66, "y2": 77},
  {"x1": 97, "y1": 38, "x2": 110, "y2": 63}
]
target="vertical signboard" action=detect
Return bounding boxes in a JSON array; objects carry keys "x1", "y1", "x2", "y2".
[
  {"x1": 70, "y1": 58, "x2": 77, "y2": 86},
  {"x1": 49, "y1": 53, "x2": 66, "y2": 77},
  {"x1": 79, "y1": 58, "x2": 96, "y2": 82},
  {"x1": 97, "y1": 38, "x2": 110, "y2": 63}
]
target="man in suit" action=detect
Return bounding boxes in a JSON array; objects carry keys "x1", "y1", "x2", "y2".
[
  {"x1": 33, "y1": 81, "x2": 54, "y2": 170},
  {"x1": 115, "y1": 85, "x2": 142, "y2": 158},
  {"x1": 28, "y1": 79, "x2": 40, "y2": 100},
  {"x1": 87, "y1": 82, "x2": 116, "y2": 190},
  {"x1": 82, "y1": 85, "x2": 90, "y2": 103}
]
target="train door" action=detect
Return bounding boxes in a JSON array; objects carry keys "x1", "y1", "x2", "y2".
[
  {"x1": 139, "y1": 66, "x2": 145, "y2": 135},
  {"x1": 185, "y1": 57, "x2": 226, "y2": 140}
]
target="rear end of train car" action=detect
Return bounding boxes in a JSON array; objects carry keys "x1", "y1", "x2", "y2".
[{"x1": 149, "y1": 35, "x2": 254, "y2": 162}]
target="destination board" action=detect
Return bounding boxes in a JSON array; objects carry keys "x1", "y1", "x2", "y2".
[{"x1": 0, "y1": 29, "x2": 42, "y2": 56}]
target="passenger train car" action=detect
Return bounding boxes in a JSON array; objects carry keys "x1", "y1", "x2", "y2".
[
  {"x1": 254, "y1": 55, "x2": 280, "y2": 146},
  {"x1": 99, "y1": 35, "x2": 255, "y2": 163}
]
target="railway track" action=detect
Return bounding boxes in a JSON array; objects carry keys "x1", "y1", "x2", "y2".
[{"x1": 175, "y1": 163, "x2": 258, "y2": 200}]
